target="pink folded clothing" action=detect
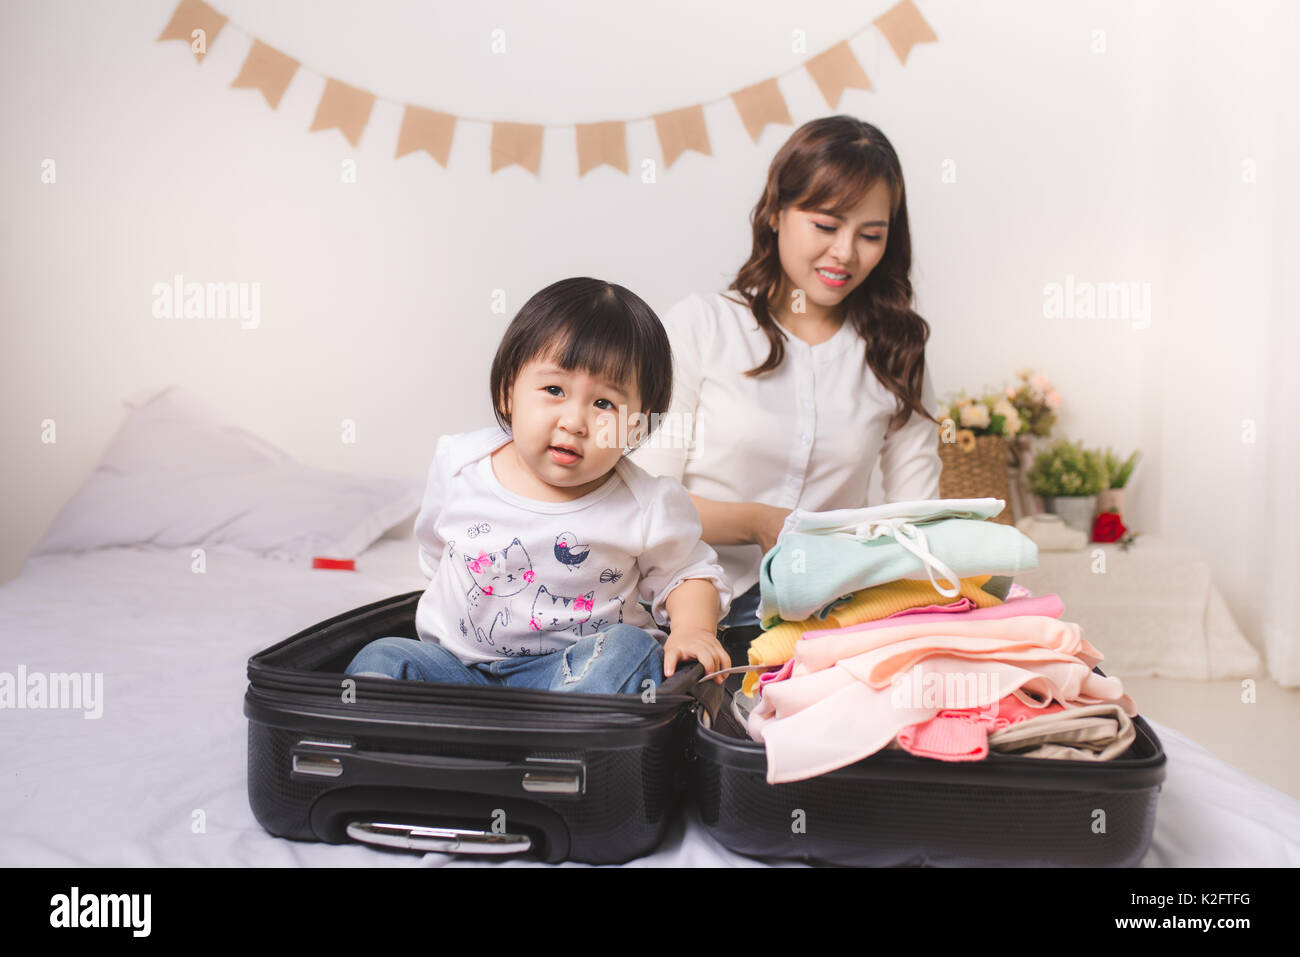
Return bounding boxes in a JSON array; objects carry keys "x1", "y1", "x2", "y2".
[
  {"x1": 758, "y1": 593, "x2": 1066, "y2": 688},
  {"x1": 991, "y1": 692, "x2": 1067, "y2": 725},
  {"x1": 895, "y1": 715, "x2": 990, "y2": 761},
  {"x1": 885, "y1": 596, "x2": 976, "y2": 618},
  {"x1": 793, "y1": 614, "x2": 1103, "y2": 689},
  {"x1": 749, "y1": 654, "x2": 1134, "y2": 783},
  {"x1": 894, "y1": 693, "x2": 1069, "y2": 762},
  {"x1": 801, "y1": 593, "x2": 1065, "y2": 641},
  {"x1": 741, "y1": 585, "x2": 1137, "y2": 781}
]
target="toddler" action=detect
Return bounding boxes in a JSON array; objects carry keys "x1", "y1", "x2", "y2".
[{"x1": 346, "y1": 277, "x2": 734, "y2": 694}]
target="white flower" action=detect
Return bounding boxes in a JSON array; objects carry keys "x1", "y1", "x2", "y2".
[
  {"x1": 1046, "y1": 390, "x2": 1062, "y2": 410},
  {"x1": 1030, "y1": 373, "x2": 1051, "y2": 393},
  {"x1": 993, "y1": 399, "x2": 1022, "y2": 435},
  {"x1": 1005, "y1": 386, "x2": 1017, "y2": 399},
  {"x1": 960, "y1": 403, "x2": 991, "y2": 428}
]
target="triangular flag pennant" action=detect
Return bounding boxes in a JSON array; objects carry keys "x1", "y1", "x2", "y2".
[
  {"x1": 491, "y1": 122, "x2": 544, "y2": 175},
  {"x1": 156, "y1": 0, "x2": 227, "y2": 64},
  {"x1": 155, "y1": 6, "x2": 938, "y2": 177},
  {"x1": 805, "y1": 40, "x2": 872, "y2": 108},
  {"x1": 309, "y1": 78, "x2": 375, "y2": 148},
  {"x1": 575, "y1": 121, "x2": 628, "y2": 176},
  {"x1": 653, "y1": 105, "x2": 711, "y2": 168},
  {"x1": 396, "y1": 106, "x2": 457, "y2": 166},
  {"x1": 730, "y1": 78, "x2": 793, "y2": 143},
  {"x1": 874, "y1": 0, "x2": 939, "y2": 65},
  {"x1": 231, "y1": 40, "x2": 299, "y2": 109}
]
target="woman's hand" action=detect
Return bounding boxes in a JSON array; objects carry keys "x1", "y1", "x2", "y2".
[
  {"x1": 749, "y1": 503, "x2": 793, "y2": 555},
  {"x1": 663, "y1": 627, "x2": 730, "y2": 684}
]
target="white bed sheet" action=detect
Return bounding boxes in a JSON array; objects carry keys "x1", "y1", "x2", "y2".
[{"x1": 2, "y1": 543, "x2": 1297, "y2": 867}]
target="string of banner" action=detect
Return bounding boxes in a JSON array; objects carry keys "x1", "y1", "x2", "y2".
[{"x1": 157, "y1": 0, "x2": 938, "y2": 176}]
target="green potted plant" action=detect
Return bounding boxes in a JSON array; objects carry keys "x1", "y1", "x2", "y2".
[
  {"x1": 1026, "y1": 439, "x2": 1109, "y2": 533},
  {"x1": 1099, "y1": 448, "x2": 1141, "y2": 514}
]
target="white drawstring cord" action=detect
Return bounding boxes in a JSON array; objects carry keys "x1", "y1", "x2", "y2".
[{"x1": 852, "y1": 517, "x2": 962, "y2": 598}]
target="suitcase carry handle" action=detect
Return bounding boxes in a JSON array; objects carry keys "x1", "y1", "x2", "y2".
[
  {"x1": 309, "y1": 785, "x2": 571, "y2": 861},
  {"x1": 292, "y1": 741, "x2": 586, "y2": 799},
  {"x1": 345, "y1": 821, "x2": 532, "y2": 854}
]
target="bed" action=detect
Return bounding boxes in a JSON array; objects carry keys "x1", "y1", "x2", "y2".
[{"x1": 3, "y1": 387, "x2": 1298, "y2": 867}]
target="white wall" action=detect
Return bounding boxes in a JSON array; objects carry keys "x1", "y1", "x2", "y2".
[{"x1": 3, "y1": 0, "x2": 1296, "y2": 668}]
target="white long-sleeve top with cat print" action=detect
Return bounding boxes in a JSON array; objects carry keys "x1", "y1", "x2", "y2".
[{"x1": 412, "y1": 426, "x2": 734, "y2": 664}]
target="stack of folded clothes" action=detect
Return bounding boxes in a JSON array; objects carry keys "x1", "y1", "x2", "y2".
[{"x1": 738, "y1": 498, "x2": 1139, "y2": 785}]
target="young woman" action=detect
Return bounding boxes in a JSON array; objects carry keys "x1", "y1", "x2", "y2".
[{"x1": 627, "y1": 115, "x2": 943, "y2": 633}]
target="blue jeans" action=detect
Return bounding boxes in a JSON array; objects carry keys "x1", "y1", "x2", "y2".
[
  {"x1": 345, "y1": 624, "x2": 665, "y2": 696},
  {"x1": 718, "y1": 583, "x2": 762, "y2": 630}
]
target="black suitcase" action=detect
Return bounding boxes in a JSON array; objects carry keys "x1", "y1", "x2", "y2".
[
  {"x1": 245, "y1": 590, "x2": 723, "y2": 864},
  {"x1": 690, "y1": 625, "x2": 1168, "y2": 867}
]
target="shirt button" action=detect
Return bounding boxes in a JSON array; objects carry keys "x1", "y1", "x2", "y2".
[
  {"x1": 800, "y1": 433, "x2": 811, "y2": 446},
  {"x1": 802, "y1": 398, "x2": 814, "y2": 410}
]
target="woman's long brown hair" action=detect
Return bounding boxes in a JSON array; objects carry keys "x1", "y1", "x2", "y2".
[{"x1": 726, "y1": 115, "x2": 937, "y2": 434}]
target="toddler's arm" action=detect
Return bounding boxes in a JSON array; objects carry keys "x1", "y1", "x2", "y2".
[
  {"x1": 413, "y1": 434, "x2": 454, "y2": 579},
  {"x1": 662, "y1": 579, "x2": 728, "y2": 682},
  {"x1": 635, "y1": 474, "x2": 734, "y2": 682}
]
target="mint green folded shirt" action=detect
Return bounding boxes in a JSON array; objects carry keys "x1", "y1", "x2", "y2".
[{"x1": 757, "y1": 516, "x2": 1039, "y2": 628}]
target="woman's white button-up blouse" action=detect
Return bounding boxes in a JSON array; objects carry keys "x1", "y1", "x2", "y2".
[{"x1": 626, "y1": 291, "x2": 942, "y2": 600}]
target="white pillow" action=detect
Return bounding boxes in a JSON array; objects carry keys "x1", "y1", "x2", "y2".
[{"x1": 31, "y1": 385, "x2": 423, "y2": 562}]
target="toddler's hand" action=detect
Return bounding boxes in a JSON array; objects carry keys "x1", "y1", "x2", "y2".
[{"x1": 663, "y1": 627, "x2": 730, "y2": 684}]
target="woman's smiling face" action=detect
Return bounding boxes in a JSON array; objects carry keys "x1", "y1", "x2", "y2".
[{"x1": 768, "y1": 177, "x2": 893, "y2": 316}]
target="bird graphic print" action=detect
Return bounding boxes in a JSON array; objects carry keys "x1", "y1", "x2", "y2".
[{"x1": 554, "y1": 531, "x2": 590, "y2": 572}]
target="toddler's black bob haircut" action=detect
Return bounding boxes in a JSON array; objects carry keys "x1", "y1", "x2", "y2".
[{"x1": 489, "y1": 277, "x2": 673, "y2": 449}]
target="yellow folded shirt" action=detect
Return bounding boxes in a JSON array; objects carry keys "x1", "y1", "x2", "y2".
[{"x1": 741, "y1": 575, "x2": 1004, "y2": 694}]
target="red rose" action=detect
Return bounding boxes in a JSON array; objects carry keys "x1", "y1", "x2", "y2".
[{"x1": 1093, "y1": 510, "x2": 1127, "y2": 543}]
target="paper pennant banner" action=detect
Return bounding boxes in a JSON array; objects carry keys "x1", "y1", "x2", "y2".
[
  {"x1": 157, "y1": 0, "x2": 938, "y2": 176},
  {"x1": 231, "y1": 40, "x2": 299, "y2": 109},
  {"x1": 156, "y1": 0, "x2": 227, "y2": 63},
  {"x1": 730, "y1": 77, "x2": 793, "y2": 143},
  {"x1": 309, "y1": 78, "x2": 375, "y2": 147},
  {"x1": 874, "y1": 0, "x2": 939, "y2": 65},
  {"x1": 653, "y1": 105, "x2": 711, "y2": 168},
  {"x1": 396, "y1": 106, "x2": 457, "y2": 166},
  {"x1": 491, "y1": 122, "x2": 544, "y2": 174},
  {"x1": 805, "y1": 40, "x2": 873, "y2": 108},
  {"x1": 575, "y1": 121, "x2": 628, "y2": 176}
]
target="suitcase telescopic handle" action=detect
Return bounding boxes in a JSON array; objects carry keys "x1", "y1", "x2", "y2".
[
  {"x1": 291, "y1": 741, "x2": 586, "y2": 799},
  {"x1": 345, "y1": 821, "x2": 532, "y2": 854}
]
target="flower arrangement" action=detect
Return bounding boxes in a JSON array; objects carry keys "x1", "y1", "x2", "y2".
[
  {"x1": 1007, "y1": 368, "x2": 1062, "y2": 439},
  {"x1": 937, "y1": 368, "x2": 1061, "y2": 450},
  {"x1": 1026, "y1": 439, "x2": 1109, "y2": 497}
]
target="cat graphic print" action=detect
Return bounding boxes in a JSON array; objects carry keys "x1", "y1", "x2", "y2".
[{"x1": 461, "y1": 535, "x2": 613, "y2": 655}]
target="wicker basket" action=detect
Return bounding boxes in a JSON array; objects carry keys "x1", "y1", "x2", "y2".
[{"x1": 937, "y1": 433, "x2": 1015, "y2": 526}]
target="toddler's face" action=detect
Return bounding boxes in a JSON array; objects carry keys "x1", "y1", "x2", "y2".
[{"x1": 504, "y1": 356, "x2": 643, "y2": 494}]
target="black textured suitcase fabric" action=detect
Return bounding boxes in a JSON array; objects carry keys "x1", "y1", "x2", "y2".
[
  {"x1": 245, "y1": 590, "x2": 722, "y2": 865},
  {"x1": 691, "y1": 625, "x2": 1168, "y2": 867}
]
